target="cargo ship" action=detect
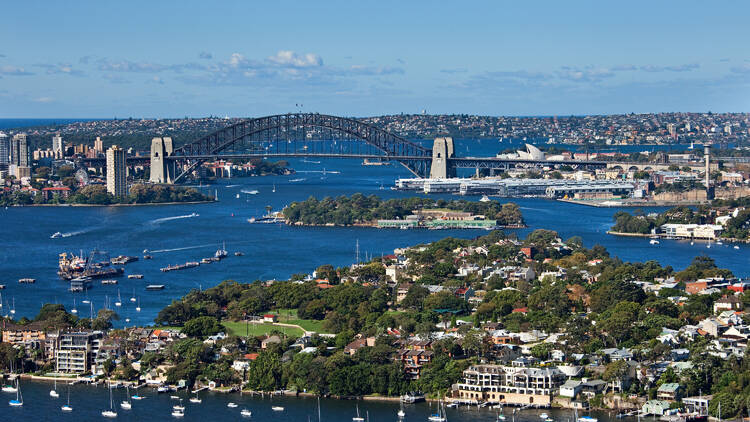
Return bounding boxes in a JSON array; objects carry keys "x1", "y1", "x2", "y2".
[{"x1": 58, "y1": 250, "x2": 124, "y2": 281}]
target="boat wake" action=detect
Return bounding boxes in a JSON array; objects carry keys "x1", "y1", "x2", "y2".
[
  {"x1": 149, "y1": 243, "x2": 217, "y2": 254},
  {"x1": 54, "y1": 227, "x2": 97, "y2": 238},
  {"x1": 147, "y1": 213, "x2": 199, "y2": 225}
]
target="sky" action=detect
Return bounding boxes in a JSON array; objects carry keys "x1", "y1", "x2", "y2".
[{"x1": 1, "y1": 0, "x2": 749, "y2": 118}]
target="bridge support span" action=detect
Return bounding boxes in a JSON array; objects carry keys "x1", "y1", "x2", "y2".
[
  {"x1": 149, "y1": 137, "x2": 174, "y2": 184},
  {"x1": 430, "y1": 137, "x2": 456, "y2": 179}
]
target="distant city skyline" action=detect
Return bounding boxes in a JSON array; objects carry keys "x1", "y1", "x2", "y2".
[{"x1": 1, "y1": 1, "x2": 749, "y2": 118}]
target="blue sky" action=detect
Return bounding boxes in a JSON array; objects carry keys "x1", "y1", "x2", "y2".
[{"x1": 1, "y1": 0, "x2": 749, "y2": 118}]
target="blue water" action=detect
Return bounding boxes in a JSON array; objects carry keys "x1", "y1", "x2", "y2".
[
  {"x1": 7, "y1": 380, "x2": 622, "y2": 422},
  {"x1": 0, "y1": 152, "x2": 747, "y2": 327}
]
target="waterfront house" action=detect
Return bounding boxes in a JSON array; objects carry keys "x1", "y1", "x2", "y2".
[
  {"x1": 642, "y1": 400, "x2": 671, "y2": 416},
  {"x1": 559, "y1": 380, "x2": 582, "y2": 398}
]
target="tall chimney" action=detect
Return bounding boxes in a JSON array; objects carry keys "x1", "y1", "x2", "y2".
[{"x1": 704, "y1": 144, "x2": 711, "y2": 189}]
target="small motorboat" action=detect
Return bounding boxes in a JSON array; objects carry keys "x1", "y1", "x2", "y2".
[
  {"x1": 171, "y1": 408, "x2": 185, "y2": 417},
  {"x1": 649, "y1": 239, "x2": 659, "y2": 245},
  {"x1": 51, "y1": 232, "x2": 63, "y2": 239},
  {"x1": 540, "y1": 413, "x2": 549, "y2": 420},
  {"x1": 241, "y1": 409, "x2": 253, "y2": 417},
  {"x1": 132, "y1": 395, "x2": 145, "y2": 400},
  {"x1": 272, "y1": 406, "x2": 284, "y2": 411},
  {"x1": 734, "y1": 245, "x2": 740, "y2": 250},
  {"x1": 228, "y1": 402, "x2": 238, "y2": 408}
]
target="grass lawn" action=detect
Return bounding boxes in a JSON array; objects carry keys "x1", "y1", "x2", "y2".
[
  {"x1": 263, "y1": 309, "x2": 330, "y2": 334},
  {"x1": 222, "y1": 321, "x2": 305, "y2": 338}
]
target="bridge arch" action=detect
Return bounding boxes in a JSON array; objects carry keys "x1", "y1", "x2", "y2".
[{"x1": 166, "y1": 113, "x2": 432, "y2": 183}]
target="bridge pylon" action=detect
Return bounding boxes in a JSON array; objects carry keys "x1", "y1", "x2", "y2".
[
  {"x1": 149, "y1": 137, "x2": 174, "y2": 184},
  {"x1": 429, "y1": 137, "x2": 455, "y2": 179}
]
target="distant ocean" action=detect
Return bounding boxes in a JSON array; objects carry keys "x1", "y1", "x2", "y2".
[{"x1": 0, "y1": 118, "x2": 103, "y2": 130}]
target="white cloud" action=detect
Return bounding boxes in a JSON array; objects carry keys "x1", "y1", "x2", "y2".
[
  {"x1": 267, "y1": 50, "x2": 323, "y2": 67},
  {"x1": 33, "y1": 97, "x2": 54, "y2": 103},
  {"x1": 0, "y1": 65, "x2": 33, "y2": 76}
]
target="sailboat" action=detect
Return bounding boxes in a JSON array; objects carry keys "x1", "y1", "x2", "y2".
[
  {"x1": 397, "y1": 401, "x2": 406, "y2": 419},
  {"x1": 130, "y1": 289, "x2": 136, "y2": 303},
  {"x1": 71, "y1": 298, "x2": 78, "y2": 314},
  {"x1": 136, "y1": 298, "x2": 141, "y2": 312},
  {"x1": 10, "y1": 298, "x2": 15, "y2": 315},
  {"x1": 121, "y1": 385, "x2": 132, "y2": 409},
  {"x1": 353, "y1": 403, "x2": 365, "y2": 421},
  {"x1": 61, "y1": 384, "x2": 73, "y2": 411},
  {"x1": 428, "y1": 401, "x2": 447, "y2": 422},
  {"x1": 102, "y1": 381, "x2": 117, "y2": 417},
  {"x1": 171, "y1": 398, "x2": 186, "y2": 417},
  {"x1": 173, "y1": 399, "x2": 186, "y2": 411},
  {"x1": 115, "y1": 290, "x2": 122, "y2": 307},
  {"x1": 50, "y1": 375, "x2": 60, "y2": 397},
  {"x1": 236, "y1": 193, "x2": 240, "y2": 199},
  {"x1": 272, "y1": 183, "x2": 276, "y2": 193},
  {"x1": 270, "y1": 393, "x2": 284, "y2": 412},
  {"x1": 189, "y1": 391, "x2": 202, "y2": 404},
  {"x1": 8, "y1": 378, "x2": 22, "y2": 407}
]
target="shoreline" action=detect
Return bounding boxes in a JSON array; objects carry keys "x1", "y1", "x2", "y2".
[
  {"x1": 284, "y1": 221, "x2": 527, "y2": 230},
  {"x1": 607, "y1": 230, "x2": 749, "y2": 244},
  {"x1": 558, "y1": 198, "x2": 708, "y2": 208},
  {"x1": 8, "y1": 200, "x2": 216, "y2": 208}
]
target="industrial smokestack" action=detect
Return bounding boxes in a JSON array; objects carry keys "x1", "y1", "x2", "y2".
[{"x1": 704, "y1": 144, "x2": 711, "y2": 189}]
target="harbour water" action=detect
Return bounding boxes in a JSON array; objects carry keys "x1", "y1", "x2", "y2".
[
  {"x1": 0, "y1": 145, "x2": 748, "y2": 326},
  {"x1": 6, "y1": 380, "x2": 624, "y2": 422}
]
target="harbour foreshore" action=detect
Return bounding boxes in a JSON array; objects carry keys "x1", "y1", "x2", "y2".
[{"x1": 607, "y1": 230, "x2": 750, "y2": 243}]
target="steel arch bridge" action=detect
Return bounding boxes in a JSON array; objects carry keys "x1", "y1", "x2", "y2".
[{"x1": 167, "y1": 113, "x2": 432, "y2": 182}]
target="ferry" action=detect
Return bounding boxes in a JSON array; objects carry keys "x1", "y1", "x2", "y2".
[{"x1": 111, "y1": 255, "x2": 138, "y2": 265}]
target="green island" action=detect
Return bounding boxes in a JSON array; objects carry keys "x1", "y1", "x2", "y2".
[
  {"x1": 281, "y1": 194, "x2": 525, "y2": 229},
  {"x1": 610, "y1": 198, "x2": 750, "y2": 241},
  {"x1": 2, "y1": 228, "x2": 749, "y2": 417}
]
